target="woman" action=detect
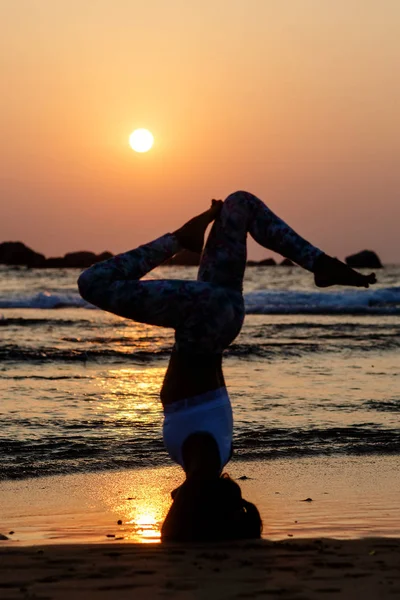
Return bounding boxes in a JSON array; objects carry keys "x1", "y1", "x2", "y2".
[{"x1": 78, "y1": 191, "x2": 376, "y2": 540}]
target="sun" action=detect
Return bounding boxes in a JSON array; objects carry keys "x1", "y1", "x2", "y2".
[{"x1": 129, "y1": 129, "x2": 154, "y2": 153}]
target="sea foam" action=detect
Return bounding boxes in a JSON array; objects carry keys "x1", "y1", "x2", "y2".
[{"x1": 0, "y1": 287, "x2": 399, "y2": 314}]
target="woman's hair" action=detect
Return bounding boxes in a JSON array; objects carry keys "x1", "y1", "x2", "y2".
[
  {"x1": 213, "y1": 473, "x2": 263, "y2": 540},
  {"x1": 162, "y1": 472, "x2": 262, "y2": 542}
]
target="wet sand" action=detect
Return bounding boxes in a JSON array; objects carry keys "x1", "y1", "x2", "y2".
[
  {"x1": 1, "y1": 538, "x2": 400, "y2": 599},
  {"x1": 1, "y1": 457, "x2": 399, "y2": 545}
]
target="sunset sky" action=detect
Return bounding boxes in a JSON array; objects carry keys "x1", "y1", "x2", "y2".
[{"x1": 1, "y1": 0, "x2": 399, "y2": 262}]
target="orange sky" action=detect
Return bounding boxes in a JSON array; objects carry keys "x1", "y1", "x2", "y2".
[{"x1": 1, "y1": 1, "x2": 399, "y2": 262}]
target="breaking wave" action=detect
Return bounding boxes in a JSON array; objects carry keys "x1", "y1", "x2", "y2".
[
  {"x1": 1, "y1": 287, "x2": 399, "y2": 314},
  {"x1": 1, "y1": 424, "x2": 399, "y2": 480}
]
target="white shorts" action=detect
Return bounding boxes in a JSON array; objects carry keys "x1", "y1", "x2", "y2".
[{"x1": 163, "y1": 387, "x2": 233, "y2": 472}]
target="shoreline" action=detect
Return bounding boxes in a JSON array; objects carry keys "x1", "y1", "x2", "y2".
[{"x1": 1, "y1": 456, "x2": 399, "y2": 547}]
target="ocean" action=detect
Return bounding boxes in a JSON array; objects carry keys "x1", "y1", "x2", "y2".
[{"x1": 1, "y1": 264, "x2": 399, "y2": 481}]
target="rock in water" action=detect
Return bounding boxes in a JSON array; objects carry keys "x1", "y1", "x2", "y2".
[
  {"x1": 258, "y1": 258, "x2": 277, "y2": 266},
  {"x1": 62, "y1": 251, "x2": 99, "y2": 268},
  {"x1": 96, "y1": 251, "x2": 113, "y2": 262},
  {"x1": 247, "y1": 258, "x2": 277, "y2": 266},
  {"x1": 0, "y1": 242, "x2": 114, "y2": 268},
  {"x1": 45, "y1": 251, "x2": 114, "y2": 268},
  {"x1": 345, "y1": 250, "x2": 383, "y2": 269},
  {"x1": 163, "y1": 250, "x2": 200, "y2": 266},
  {"x1": 0, "y1": 242, "x2": 45, "y2": 267}
]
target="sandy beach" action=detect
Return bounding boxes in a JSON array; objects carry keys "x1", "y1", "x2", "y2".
[
  {"x1": 1, "y1": 457, "x2": 400, "y2": 598},
  {"x1": 1, "y1": 538, "x2": 400, "y2": 599}
]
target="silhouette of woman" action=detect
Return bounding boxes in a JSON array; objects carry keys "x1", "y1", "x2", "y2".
[{"x1": 78, "y1": 191, "x2": 376, "y2": 540}]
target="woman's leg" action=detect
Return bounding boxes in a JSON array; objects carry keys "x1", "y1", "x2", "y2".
[
  {"x1": 77, "y1": 207, "x2": 239, "y2": 351},
  {"x1": 197, "y1": 191, "x2": 322, "y2": 291},
  {"x1": 78, "y1": 232, "x2": 183, "y2": 325},
  {"x1": 198, "y1": 191, "x2": 376, "y2": 290}
]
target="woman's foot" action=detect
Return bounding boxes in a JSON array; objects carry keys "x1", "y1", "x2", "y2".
[
  {"x1": 313, "y1": 254, "x2": 377, "y2": 288},
  {"x1": 173, "y1": 200, "x2": 223, "y2": 253}
]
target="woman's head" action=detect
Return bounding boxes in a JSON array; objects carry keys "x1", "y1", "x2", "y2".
[
  {"x1": 204, "y1": 473, "x2": 262, "y2": 541},
  {"x1": 161, "y1": 472, "x2": 262, "y2": 542}
]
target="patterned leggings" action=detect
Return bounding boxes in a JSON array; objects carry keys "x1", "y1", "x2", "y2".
[{"x1": 78, "y1": 191, "x2": 322, "y2": 353}]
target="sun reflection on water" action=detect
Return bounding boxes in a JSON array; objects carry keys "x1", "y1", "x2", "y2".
[
  {"x1": 109, "y1": 321, "x2": 172, "y2": 354},
  {"x1": 87, "y1": 362, "x2": 178, "y2": 542},
  {"x1": 98, "y1": 467, "x2": 179, "y2": 544},
  {"x1": 96, "y1": 366, "x2": 165, "y2": 423},
  {"x1": 126, "y1": 510, "x2": 160, "y2": 543},
  {"x1": 119, "y1": 483, "x2": 170, "y2": 543}
]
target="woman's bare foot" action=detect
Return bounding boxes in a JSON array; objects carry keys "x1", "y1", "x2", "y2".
[
  {"x1": 314, "y1": 254, "x2": 377, "y2": 288},
  {"x1": 173, "y1": 200, "x2": 223, "y2": 253}
]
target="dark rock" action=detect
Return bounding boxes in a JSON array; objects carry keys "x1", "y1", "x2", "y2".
[
  {"x1": 258, "y1": 258, "x2": 277, "y2": 266},
  {"x1": 167, "y1": 254, "x2": 278, "y2": 267},
  {"x1": 0, "y1": 242, "x2": 45, "y2": 267},
  {"x1": 62, "y1": 251, "x2": 98, "y2": 268},
  {"x1": 162, "y1": 250, "x2": 200, "y2": 266},
  {"x1": 44, "y1": 257, "x2": 66, "y2": 268},
  {"x1": 44, "y1": 251, "x2": 114, "y2": 268},
  {"x1": 345, "y1": 250, "x2": 383, "y2": 269},
  {"x1": 247, "y1": 257, "x2": 277, "y2": 266},
  {"x1": 96, "y1": 251, "x2": 113, "y2": 262},
  {"x1": 0, "y1": 242, "x2": 115, "y2": 268},
  {"x1": 280, "y1": 258, "x2": 294, "y2": 266}
]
